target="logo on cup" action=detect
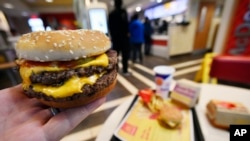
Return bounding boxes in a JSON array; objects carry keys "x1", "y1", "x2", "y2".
[{"x1": 155, "y1": 76, "x2": 164, "y2": 85}]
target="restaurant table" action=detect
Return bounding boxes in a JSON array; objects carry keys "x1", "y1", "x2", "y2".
[
  {"x1": 195, "y1": 84, "x2": 250, "y2": 141},
  {"x1": 96, "y1": 84, "x2": 250, "y2": 141}
]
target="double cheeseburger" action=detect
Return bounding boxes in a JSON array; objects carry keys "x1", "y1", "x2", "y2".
[{"x1": 15, "y1": 29, "x2": 117, "y2": 108}]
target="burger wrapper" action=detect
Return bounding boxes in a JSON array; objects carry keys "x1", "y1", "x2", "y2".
[{"x1": 206, "y1": 99, "x2": 250, "y2": 129}]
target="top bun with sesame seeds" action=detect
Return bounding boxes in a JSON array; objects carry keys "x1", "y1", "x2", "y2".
[
  {"x1": 15, "y1": 29, "x2": 117, "y2": 108},
  {"x1": 15, "y1": 29, "x2": 111, "y2": 61}
]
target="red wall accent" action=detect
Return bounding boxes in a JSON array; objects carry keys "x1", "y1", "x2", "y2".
[
  {"x1": 152, "y1": 39, "x2": 168, "y2": 46},
  {"x1": 40, "y1": 12, "x2": 77, "y2": 30},
  {"x1": 223, "y1": 0, "x2": 250, "y2": 56}
]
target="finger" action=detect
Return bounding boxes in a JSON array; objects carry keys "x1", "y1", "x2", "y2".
[
  {"x1": 9, "y1": 84, "x2": 23, "y2": 93},
  {"x1": 5, "y1": 106, "x2": 44, "y2": 128},
  {"x1": 30, "y1": 109, "x2": 53, "y2": 125},
  {"x1": 8, "y1": 97, "x2": 49, "y2": 118},
  {"x1": 0, "y1": 84, "x2": 23, "y2": 102},
  {"x1": 9, "y1": 107, "x2": 52, "y2": 130},
  {"x1": 4, "y1": 84, "x2": 48, "y2": 109},
  {"x1": 20, "y1": 98, "x2": 49, "y2": 109},
  {"x1": 43, "y1": 97, "x2": 106, "y2": 140},
  {"x1": 8, "y1": 84, "x2": 25, "y2": 100}
]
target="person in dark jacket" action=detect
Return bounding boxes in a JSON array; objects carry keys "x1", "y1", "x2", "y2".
[
  {"x1": 143, "y1": 17, "x2": 153, "y2": 55},
  {"x1": 158, "y1": 20, "x2": 168, "y2": 34},
  {"x1": 108, "y1": 0, "x2": 130, "y2": 75},
  {"x1": 129, "y1": 13, "x2": 144, "y2": 64}
]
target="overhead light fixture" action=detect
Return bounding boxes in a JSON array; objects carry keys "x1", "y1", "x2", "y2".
[
  {"x1": 156, "y1": 0, "x2": 162, "y2": 3},
  {"x1": 110, "y1": 1, "x2": 114, "y2": 6},
  {"x1": 45, "y1": 0, "x2": 53, "y2": 3},
  {"x1": 21, "y1": 11, "x2": 30, "y2": 17},
  {"x1": 26, "y1": 0, "x2": 36, "y2": 2},
  {"x1": 136, "y1": 6, "x2": 141, "y2": 12},
  {"x1": 3, "y1": 3, "x2": 14, "y2": 9}
]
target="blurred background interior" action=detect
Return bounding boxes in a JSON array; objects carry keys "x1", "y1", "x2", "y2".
[{"x1": 0, "y1": 0, "x2": 250, "y2": 141}]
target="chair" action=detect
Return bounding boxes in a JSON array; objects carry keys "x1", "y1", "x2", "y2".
[
  {"x1": 194, "y1": 53, "x2": 217, "y2": 83},
  {"x1": 209, "y1": 55, "x2": 250, "y2": 85}
]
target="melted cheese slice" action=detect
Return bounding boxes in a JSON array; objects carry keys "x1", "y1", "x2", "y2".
[
  {"x1": 33, "y1": 74, "x2": 102, "y2": 98},
  {"x1": 20, "y1": 54, "x2": 108, "y2": 98}
]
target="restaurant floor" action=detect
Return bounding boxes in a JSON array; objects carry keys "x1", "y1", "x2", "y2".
[{"x1": 0, "y1": 51, "x2": 207, "y2": 141}]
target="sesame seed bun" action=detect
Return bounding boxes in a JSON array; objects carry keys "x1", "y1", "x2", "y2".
[{"x1": 15, "y1": 29, "x2": 111, "y2": 61}]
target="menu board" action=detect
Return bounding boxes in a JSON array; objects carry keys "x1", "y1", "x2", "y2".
[
  {"x1": 144, "y1": 0, "x2": 188, "y2": 20},
  {"x1": 88, "y1": 8, "x2": 108, "y2": 34}
]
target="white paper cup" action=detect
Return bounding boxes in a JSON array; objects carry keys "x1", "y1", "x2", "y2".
[{"x1": 153, "y1": 65, "x2": 175, "y2": 99}]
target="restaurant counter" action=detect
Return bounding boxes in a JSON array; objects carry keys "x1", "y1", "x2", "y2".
[
  {"x1": 151, "y1": 32, "x2": 193, "y2": 59},
  {"x1": 151, "y1": 34, "x2": 169, "y2": 59}
]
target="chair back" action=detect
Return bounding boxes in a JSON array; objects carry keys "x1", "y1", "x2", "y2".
[{"x1": 210, "y1": 55, "x2": 250, "y2": 84}]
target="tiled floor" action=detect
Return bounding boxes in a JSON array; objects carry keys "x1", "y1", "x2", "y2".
[{"x1": 1, "y1": 51, "x2": 206, "y2": 141}]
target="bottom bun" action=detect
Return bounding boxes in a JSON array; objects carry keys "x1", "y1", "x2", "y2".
[{"x1": 39, "y1": 80, "x2": 116, "y2": 108}]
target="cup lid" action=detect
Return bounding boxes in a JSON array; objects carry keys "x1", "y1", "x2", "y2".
[{"x1": 153, "y1": 65, "x2": 175, "y2": 75}]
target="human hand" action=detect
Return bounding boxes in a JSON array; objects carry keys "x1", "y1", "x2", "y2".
[{"x1": 0, "y1": 85, "x2": 105, "y2": 141}]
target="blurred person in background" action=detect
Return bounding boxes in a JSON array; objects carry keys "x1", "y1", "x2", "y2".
[
  {"x1": 0, "y1": 30, "x2": 10, "y2": 48},
  {"x1": 158, "y1": 20, "x2": 169, "y2": 34},
  {"x1": 108, "y1": 0, "x2": 130, "y2": 75},
  {"x1": 152, "y1": 19, "x2": 160, "y2": 34},
  {"x1": 129, "y1": 13, "x2": 144, "y2": 64},
  {"x1": 143, "y1": 17, "x2": 153, "y2": 55}
]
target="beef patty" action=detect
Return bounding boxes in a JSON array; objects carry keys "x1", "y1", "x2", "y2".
[{"x1": 30, "y1": 50, "x2": 117, "y2": 86}]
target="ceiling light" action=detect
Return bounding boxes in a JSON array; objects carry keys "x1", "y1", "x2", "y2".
[
  {"x1": 3, "y1": 3, "x2": 14, "y2": 9},
  {"x1": 45, "y1": 0, "x2": 53, "y2": 3},
  {"x1": 110, "y1": 1, "x2": 114, "y2": 6},
  {"x1": 136, "y1": 6, "x2": 141, "y2": 12},
  {"x1": 21, "y1": 11, "x2": 30, "y2": 17},
  {"x1": 26, "y1": 0, "x2": 36, "y2": 2},
  {"x1": 156, "y1": 0, "x2": 162, "y2": 3}
]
